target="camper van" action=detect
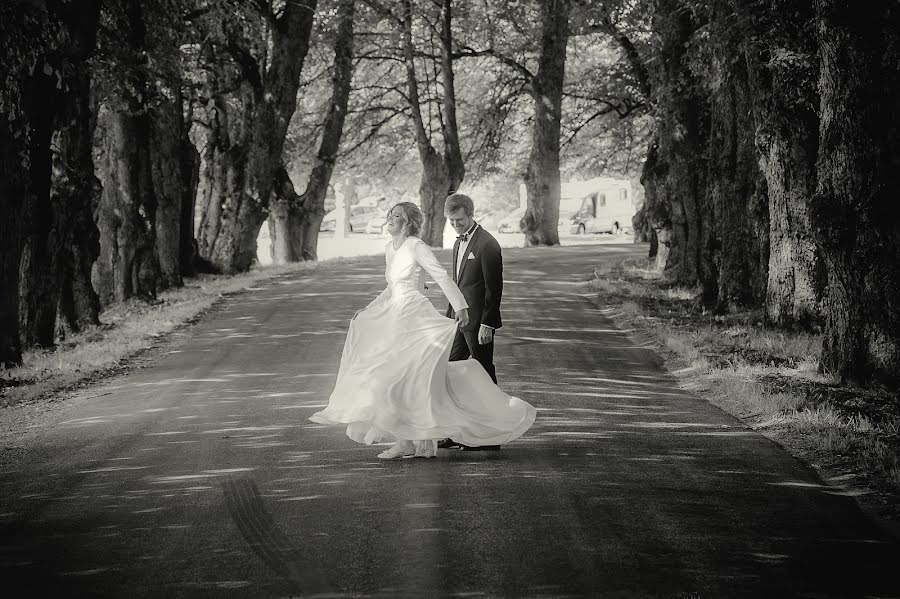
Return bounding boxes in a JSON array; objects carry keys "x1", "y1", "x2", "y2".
[
  {"x1": 514, "y1": 177, "x2": 634, "y2": 235},
  {"x1": 571, "y1": 185, "x2": 633, "y2": 235}
]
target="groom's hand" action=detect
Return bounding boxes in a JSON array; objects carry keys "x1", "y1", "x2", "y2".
[
  {"x1": 477, "y1": 325, "x2": 494, "y2": 345},
  {"x1": 455, "y1": 308, "x2": 469, "y2": 327}
]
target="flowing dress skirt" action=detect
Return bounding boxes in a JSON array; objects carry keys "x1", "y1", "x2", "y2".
[{"x1": 309, "y1": 289, "x2": 535, "y2": 446}]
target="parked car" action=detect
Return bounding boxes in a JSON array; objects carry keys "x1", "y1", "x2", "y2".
[
  {"x1": 475, "y1": 210, "x2": 502, "y2": 231},
  {"x1": 497, "y1": 207, "x2": 526, "y2": 233},
  {"x1": 365, "y1": 216, "x2": 387, "y2": 235},
  {"x1": 319, "y1": 205, "x2": 384, "y2": 232},
  {"x1": 319, "y1": 210, "x2": 337, "y2": 232}
]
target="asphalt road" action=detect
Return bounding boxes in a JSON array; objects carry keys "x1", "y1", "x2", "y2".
[{"x1": 1, "y1": 243, "x2": 898, "y2": 598}]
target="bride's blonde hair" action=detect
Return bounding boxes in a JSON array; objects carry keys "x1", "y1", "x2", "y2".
[{"x1": 391, "y1": 202, "x2": 424, "y2": 237}]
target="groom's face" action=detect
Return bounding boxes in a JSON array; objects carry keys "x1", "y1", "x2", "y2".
[{"x1": 447, "y1": 207, "x2": 474, "y2": 235}]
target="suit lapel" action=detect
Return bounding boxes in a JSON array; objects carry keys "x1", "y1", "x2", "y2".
[
  {"x1": 457, "y1": 226, "x2": 481, "y2": 283},
  {"x1": 452, "y1": 237, "x2": 460, "y2": 282}
]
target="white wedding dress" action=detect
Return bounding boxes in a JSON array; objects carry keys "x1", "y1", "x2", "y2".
[{"x1": 310, "y1": 236, "x2": 536, "y2": 447}]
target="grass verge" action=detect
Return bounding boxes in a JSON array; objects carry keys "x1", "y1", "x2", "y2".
[
  {"x1": 0, "y1": 261, "x2": 332, "y2": 409},
  {"x1": 588, "y1": 257, "x2": 900, "y2": 526}
]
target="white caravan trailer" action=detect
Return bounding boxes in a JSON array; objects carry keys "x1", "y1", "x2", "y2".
[
  {"x1": 517, "y1": 177, "x2": 633, "y2": 234},
  {"x1": 568, "y1": 178, "x2": 633, "y2": 235}
]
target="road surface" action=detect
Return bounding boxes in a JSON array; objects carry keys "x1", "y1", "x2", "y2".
[{"x1": 1, "y1": 243, "x2": 898, "y2": 598}]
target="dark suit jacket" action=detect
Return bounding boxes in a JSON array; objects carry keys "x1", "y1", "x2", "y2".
[{"x1": 445, "y1": 224, "x2": 503, "y2": 332}]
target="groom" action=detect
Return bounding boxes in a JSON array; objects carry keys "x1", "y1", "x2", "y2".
[{"x1": 440, "y1": 193, "x2": 504, "y2": 450}]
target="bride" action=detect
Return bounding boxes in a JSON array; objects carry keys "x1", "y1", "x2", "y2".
[{"x1": 310, "y1": 202, "x2": 536, "y2": 459}]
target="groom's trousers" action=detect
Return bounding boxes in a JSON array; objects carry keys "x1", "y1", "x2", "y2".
[{"x1": 449, "y1": 329, "x2": 497, "y2": 384}]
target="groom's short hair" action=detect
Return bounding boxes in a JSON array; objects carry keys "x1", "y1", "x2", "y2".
[{"x1": 445, "y1": 193, "x2": 474, "y2": 217}]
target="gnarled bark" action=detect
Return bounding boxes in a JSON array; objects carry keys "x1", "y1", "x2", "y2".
[
  {"x1": 737, "y1": 0, "x2": 821, "y2": 329},
  {"x1": 179, "y1": 122, "x2": 200, "y2": 277},
  {"x1": 0, "y1": 119, "x2": 33, "y2": 365},
  {"x1": 18, "y1": 1, "x2": 101, "y2": 348},
  {"x1": 759, "y1": 124, "x2": 820, "y2": 328},
  {"x1": 639, "y1": 136, "x2": 669, "y2": 266},
  {"x1": 705, "y1": 56, "x2": 769, "y2": 312},
  {"x1": 93, "y1": 0, "x2": 161, "y2": 305},
  {"x1": 94, "y1": 106, "x2": 160, "y2": 305},
  {"x1": 150, "y1": 95, "x2": 183, "y2": 290},
  {"x1": 812, "y1": 1, "x2": 900, "y2": 388},
  {"x1": 196, "y1": 1, "x2": 317, "y2": 273},
  {"x1": 17, "y1": 80, "x2": 59, "y2": 349},
  {"x1": 268, "y1": 167, "x2": 304, "y2": 263},
  {"x1": 523, "y1": 0, "x2": 568, "y2": 247},
  {"x1": 269, "y1": 0, "x2": 355, "y2": 263},
  {"x1": 54, "y1": 71, "x2": 102, "y2": 335},
  {"x1": 650, "y1": 0, "x2": 708, "y2": 285}
]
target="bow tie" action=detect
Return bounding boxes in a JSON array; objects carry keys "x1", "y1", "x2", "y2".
[{"x1": 457, "y1": 233, "x2": 469, "y2": 242}]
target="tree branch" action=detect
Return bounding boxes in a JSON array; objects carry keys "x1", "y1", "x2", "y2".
[
  {"x1": 225, "y1": 42, "x2": 263, "y2": 96},
  {"x1": 579, "y1": 12, "x2": 652, "y2": 100},
  {"x1": 455, "y1": 45, "x2": 535, "y2": 84}
]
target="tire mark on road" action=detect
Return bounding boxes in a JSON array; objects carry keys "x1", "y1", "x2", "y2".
[{"x1": 222, "y1": 476, "x2": 332, "y2": 595}]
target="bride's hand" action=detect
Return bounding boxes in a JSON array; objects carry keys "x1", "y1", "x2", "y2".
[{"x1": 455, "y1": 308, "x2": 469, "y2": 327}]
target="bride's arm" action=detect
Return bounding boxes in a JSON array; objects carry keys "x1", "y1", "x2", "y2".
[
  {"x1": 352, "y1": 284, "x2": 391, "y2": 320},
  {"x1": 412, "y1": 239, "x2": 468, "y2": 312},
  {"x1": 354, "y1": 244, "x2": 393, "y2": 317}
]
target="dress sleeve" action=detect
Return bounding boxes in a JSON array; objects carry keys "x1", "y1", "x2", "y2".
[{"x1": 412, "y1": 238, "x2": 468, "y2": 312}]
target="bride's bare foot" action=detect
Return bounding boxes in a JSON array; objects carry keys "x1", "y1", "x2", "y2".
[{"x1": 377, "y1": 441, "x2": 415, "y2": 459}]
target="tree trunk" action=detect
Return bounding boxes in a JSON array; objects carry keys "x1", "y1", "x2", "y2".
[
  {"x1": 0, "y1": 125, "x2": 29, "y2": 366},
  {"x1": 270, "y1": 0, "x2": 355, "y2": 263},
  {"x1": 1, "y1": 1, "x2": 99, "y2": 362},
  {"x1": 523, "y1": 0, "x2": 568, "y2": 247},
  {"x1": 706, "y1": 58, "x2": 769, "y2": 312},
  {"x1": 812, "y1": 1, "x2": 900, "y2": 388},
  {"x1": 640, "y1": 135, "x2": 672, "y2": 269},
  {"x1": 269, "y1": 166, "x2": 304, "y2": 263},
  {"x1": 400, "y1": 0, "x2": 463, "y2": 247},
  {"x1": 150, "y1": 95, "x2": 184, "y2": 290},
  {"x1": 737, "y1": 0, "x2": 821, "y2": 329},
  {"x1": 94, "y1": 107, "x2": 160, "y2": 305},
  {"x1": 439, "y1": 0, "x2": 465, "y2": 207},
  {"x1": 760, "y1": 126, "x2": 820, "y2": 328},
  {"x1": 54, "y1": 71, "x2": 102, "y2": 335},
  {"x1": 418, "y1": 155, "x2": 451, "y2": 245},
  {"x1": 179, "y1": 123, "x2": 200, "y2": 277},
  {"x1": 17, "y1": 77, "x2": 59, "y2": 349},
  {"x1": 651, "y1": 0, "x2": 708, "y2": 286},
  {"x1": 196, "y1": 1, "x2": 317, "y2": 273}
]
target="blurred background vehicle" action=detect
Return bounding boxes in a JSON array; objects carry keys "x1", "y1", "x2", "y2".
[
  {"x1": 365, "y1": 216, "x2": 387, "y2": 235},
  {"x1": 497, "y1": 207, "x2": 526, "y2": 233},
  {"x1": 571, "y1": 189, "x2": 633, "y2": 235},
  {"x1": 319, "y1": 204, "x2": 383, "y2": 233},
  {"x1": 559, "y1": 212, "x2": 577, "y2": 233},
  {"x1": 475, "y1": 210, "x2": 502, "y2": 231}
]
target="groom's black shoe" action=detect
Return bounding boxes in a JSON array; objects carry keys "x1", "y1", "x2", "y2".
[
  {"x1": 463, "y1": 444, "x2": 501, "y2": 451},
  {"x1": 437, "y1": 438, "x2": 465, "y2": 450}
]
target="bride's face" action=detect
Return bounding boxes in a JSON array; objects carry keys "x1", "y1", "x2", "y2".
[{"x1": 385, "y1": 207, "x2": 406, "y2": 236}]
